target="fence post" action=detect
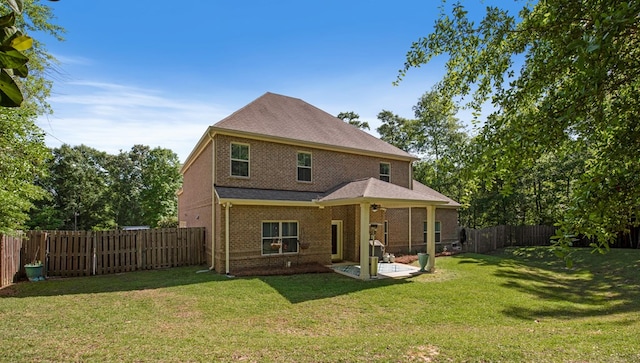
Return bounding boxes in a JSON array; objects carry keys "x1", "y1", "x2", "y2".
[{"x1": 136, "y1": 230, "x2": 143, "y2": 270}]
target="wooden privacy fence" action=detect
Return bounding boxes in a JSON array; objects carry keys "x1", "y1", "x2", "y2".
[
  {"x1": 0, "y1": 231, "x2": 47, "y2": 288},
  {"x1": 0, "y1": 228, "x2": 205, "y2": 287},
  {"x1": 462, "y1": 225, "x2": 557, "y2": 254},
  {"x1": 1, "y1": 233, "x2": 25, "y2": 287}
]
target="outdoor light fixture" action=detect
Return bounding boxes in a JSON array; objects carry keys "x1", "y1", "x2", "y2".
[{"x1": 371, "y1": 204, "x2": 379, "y2": 212}]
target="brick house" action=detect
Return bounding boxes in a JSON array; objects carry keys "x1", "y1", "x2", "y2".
[{"x1": 178, "y1": 92, "x2": 459, "y2": 279}]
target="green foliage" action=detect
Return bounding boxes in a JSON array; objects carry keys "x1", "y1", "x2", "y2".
[
  {"x1": 377, "y1": 90, "x2": 471, "y2": 219},
  {"x1": 397, "y1": 0, "x2": 640, "y2": 250},
  {"x1": 29, "y1": 144, "x2": 182, "y2": 230},
  {"x1": 157, "y1": 215, "x2": 178, "y2": 228},
  {"x1": 375, "y1": 110, "x2": 413, "y2": 152},
  {"x1": 0, "y1": 0, "x2": 61, "y2": 233},
  {"x1": 0, "y1": 106, "x2": 48, "y2": 233},
  {"x1": 0, "y1": 2, "x2": 31, "y2": 107},
  {"x1": 336, "y1": 111, "x2": 369, "y2": 130},
  {"x1": 139, "y1": 146, "x2": 182, "y2": 227}
]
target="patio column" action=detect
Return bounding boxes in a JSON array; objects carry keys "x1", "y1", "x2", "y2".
[
  {"x1": 359, "y1": 203, "x2": 370, "y2": 280},
  {"x1": 426, "y1": 204, "x2": 436, "y2": 272}
]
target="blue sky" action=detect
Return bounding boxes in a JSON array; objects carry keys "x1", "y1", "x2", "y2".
[{"x1": 36, "y1": 0, "x2": 513, "y2": 162}]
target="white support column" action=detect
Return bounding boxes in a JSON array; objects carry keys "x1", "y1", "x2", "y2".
[
  {"x1": 426, "y1": 205, "x2": 436, "y2": 272},
  {"x1": 359, "y1": 203, "x2": 371, "y2": 280}
]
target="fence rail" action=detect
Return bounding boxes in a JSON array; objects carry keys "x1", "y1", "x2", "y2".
[
  {"x1": 0, "y1": 228, "x2": 206, "y2": 287},
  {"x1": 463, "y1": 225, "x2": 557, "y2": 254}
]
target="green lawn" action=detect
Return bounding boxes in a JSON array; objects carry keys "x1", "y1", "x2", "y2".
[{"x1": 1, "y1": 247, "x2": 639, "y2": 362}]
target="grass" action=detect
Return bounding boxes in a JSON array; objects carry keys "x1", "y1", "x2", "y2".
[{"x1": 1, "y1": 247, "x2": 640, "y2": 362}]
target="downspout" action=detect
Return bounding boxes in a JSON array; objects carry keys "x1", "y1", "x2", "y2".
[
  {"x1": 408, "y1": 207, "x2": 412, "y2": 254},
  {"x1": 210, "y1": 129, "x2": 216, "y2": 270},
  {"x1": 225, "y1": 202, "x2": 231, "y2": 275}
]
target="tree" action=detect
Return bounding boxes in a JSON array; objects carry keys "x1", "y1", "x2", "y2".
[
  {"x1": 104, "y1": 147, "x2": 145, "y2": 227},
  {"x1": 397, "y1": 0, "x2": 640, "y2": 254},
  {"x1": 411, "y1": 90, "x2": 469, "y2": 196},
  {"x1": 138, "y1": 146, "x2": 181, "y2": 227},
  {"x1": 107, "y1": 145, "x2": 181, "y2": 228},
  {"x1": 377, "y1": 91, "x2": 470, "y2": 206},
  {"x1": 376, "y1": 110, "x2": 413, "y2": 152},
  {"x1": 337, "y1": 111, "x2": 369, "y2": 130},
  {"x1": 49, "y1": 145, "x2": 113, "y2": 230},
  {"x1": 30, "y1": 144, "x2": 182, "y2": 230},
  {"x1": 0, "y1": 0, "x2": 62, "y2": 234}
]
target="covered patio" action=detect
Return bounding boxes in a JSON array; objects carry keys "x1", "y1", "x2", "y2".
[{"x1": 315, "y1": 177, "x2": 449, "y2": 280}]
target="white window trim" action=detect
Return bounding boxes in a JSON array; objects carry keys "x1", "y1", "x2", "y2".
[
  {"x1": 384, "y1": 220, "x2": 389, "y2": 245},
  {"x1": 380, "y1": 162, "x2": 391, "y2": 182},
  {"x1": 297, "y1": 151, "x2": 312, "y2": 183},
  {"x1": 230, "y1": 142, "x2": 250, "y2": 178},
  {"x1": 261, "y1": 220, "x2": 300, "y2": 256},
  {"x1": 423, "y1": 220, "x2": 442, "y2": 244}
]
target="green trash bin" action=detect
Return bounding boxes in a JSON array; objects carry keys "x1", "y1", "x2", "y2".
[{"x1": 369, "y1": 256, "x2": 379, "y2": 277}]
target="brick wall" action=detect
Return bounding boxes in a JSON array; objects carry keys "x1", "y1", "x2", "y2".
[
  {"x1": 215, "y1": 134, "x2": 412, "y2": 191},
  {"x1": 216, "y1": 205, "x2": 332, "y2": 273},
  {"x1": 178, "y1": 141, "x2": 213, "y2": 266}
]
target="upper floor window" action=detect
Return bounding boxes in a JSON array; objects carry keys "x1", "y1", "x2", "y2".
[
  {"x1": 297, "y1": 152, "x2": 312, "y2": 182},
  {"x1": 262, "y1": 221, "x2": 299, "y2": 255},
  {"x1": 379, "y1": 162, "x2": 390, "y2": 182},
  {"x1": 230, "y1": 143, "x2": 249, "y2": 177},
  {"x1": 423, "y1": 221, "x2": 442, "y2": 243}
]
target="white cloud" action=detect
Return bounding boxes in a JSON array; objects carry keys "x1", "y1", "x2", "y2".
[{"x1": 38, "y1": 81, "x2": 232, "y2": 162}]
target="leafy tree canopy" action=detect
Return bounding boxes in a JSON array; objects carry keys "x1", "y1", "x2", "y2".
[
  {"x1": 29, "y1": 144, "x2": 183, "y2": 231},
  {"x1": 397, "y1": 0, "x2": 640, "y2": 256},
  {"x1": 0, "y1": 0, "x2": 62, "y2": 234}
]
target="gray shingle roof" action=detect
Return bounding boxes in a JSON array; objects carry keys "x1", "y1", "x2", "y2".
[
  {"x1": 215, "y1": 186, "x2": 323, "y2": 203},
  {"x1": 317, "y1": 177, "x2": 450, "y2": 207},
  {"x1": 215, "y1": 178, "x2": 459, "y2": 208},
  {"x1": 212, "y1": 92, "x2": 416, "y2": 160}
]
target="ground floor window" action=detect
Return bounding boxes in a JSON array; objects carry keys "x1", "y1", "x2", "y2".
[
  {"x1": 262, "y1": 221, "x2": 298, "y2": 255},
  {"x1": 423, "y1": 221, "x2": 441, "y2": 243},
  {"x1": 384, "y1": 220, "x2": 389, "y2": 245}
]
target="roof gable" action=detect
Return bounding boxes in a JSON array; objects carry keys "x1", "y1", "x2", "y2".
[{"x1": 212, "y1": 92, "x2": 415, "y2": 160}]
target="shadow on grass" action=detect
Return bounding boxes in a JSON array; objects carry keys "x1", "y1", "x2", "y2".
[
  {"x1": 453, "y1": 248, "x2": 640, "y2": 321},
  {"x1": 0, "y1": 265, "x2": 228, "y2": 298},
  {"x1": 1, "y1": 264, "x2": 410, "y2": 304},
  {"x1": 256, "y1": 272, "x2": 411, "y2": 304}
]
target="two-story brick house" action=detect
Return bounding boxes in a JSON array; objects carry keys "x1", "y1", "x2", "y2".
[{"x1": 178, "y1": 92, "x2": 459, "y2": 279}]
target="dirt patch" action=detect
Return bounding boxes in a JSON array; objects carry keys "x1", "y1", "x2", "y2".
[
  {"x1": 393, "y1": 255, "x2": 419, "y2": 264},
  {"x1": 0, "y1": 285, "x2": 18, "y2": 297},
  {"x1": 231, "y1": 262, "x2": 333, "y2": 277}
]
